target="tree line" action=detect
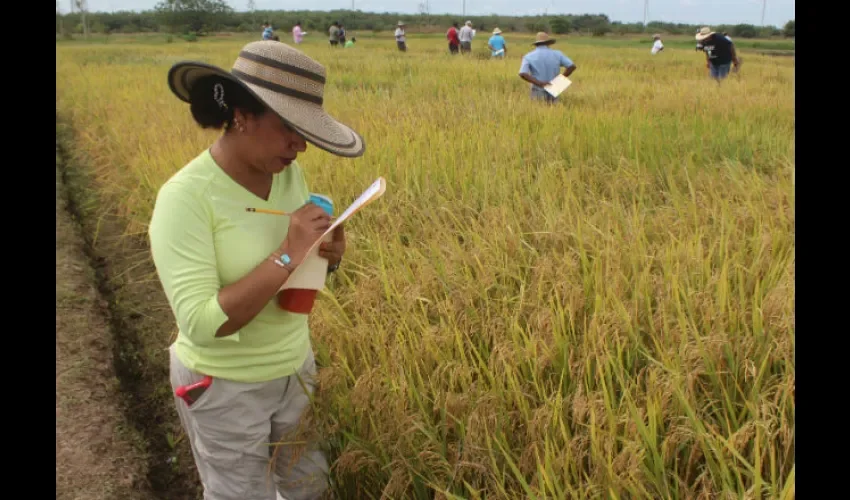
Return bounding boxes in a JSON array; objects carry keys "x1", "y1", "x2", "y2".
[{"x1": 56, "y1": 1, "x2": 795, "y2": 40}]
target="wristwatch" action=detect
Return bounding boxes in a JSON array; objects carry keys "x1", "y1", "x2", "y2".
[{"x1": 328, "y1": 258, "x2": 341, "y2": 273}]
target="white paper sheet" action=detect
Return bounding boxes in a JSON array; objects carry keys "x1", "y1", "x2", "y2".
[
  {"x1": 325, "y1": 177, "x2": 386, "y2": 238},
  {"x1": 544, "y1": 75, "x2": 572, "y2": 97},
  {"x1": 279, "y1": 177, "x2": 387, "y2": 292}
]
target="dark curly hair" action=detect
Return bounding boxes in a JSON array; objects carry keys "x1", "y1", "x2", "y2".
[{"x1": 188, "y1": 75, "x2": 268, "y2": 130}]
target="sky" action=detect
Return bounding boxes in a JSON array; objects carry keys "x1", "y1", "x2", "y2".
[{"x1": 70, "y1": 1, "x2": 795, "y2": 28}]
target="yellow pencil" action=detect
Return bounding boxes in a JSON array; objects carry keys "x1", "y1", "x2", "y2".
[{"x1": 245, "y1": 207, "x2": 291, "y2": 216}]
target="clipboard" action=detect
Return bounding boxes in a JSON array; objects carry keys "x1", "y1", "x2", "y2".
[
  {"x1": 280, "y1": 177, "x2": 387, "y2": 292},
  {"x1": 544, "y1": 75, "x2": 572, "y2": 97}
]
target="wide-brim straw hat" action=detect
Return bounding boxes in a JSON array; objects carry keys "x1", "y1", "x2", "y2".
[
  {"x1": 533, "y1": 32, "x2": 555, "y2": 45},
  {"x1": 398, "y1": 21, "x2": 405, "y2": 26},
  {"x1": 695, "y1": 27, "x2": 715, "y2": 41},
  {"x1": 167, "y1": 41, "x2": 364, "y2": 158},
  {"x1": 652, "y1": 33, "x2": 661, "y2": 39},
  {"x1": 492, "y1": 28, "x2": 502, "y2": 35}
]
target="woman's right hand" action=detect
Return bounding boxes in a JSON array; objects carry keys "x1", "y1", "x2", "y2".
[{"x1": 279, "y1": 203, "x2": 332, "y2": 267}]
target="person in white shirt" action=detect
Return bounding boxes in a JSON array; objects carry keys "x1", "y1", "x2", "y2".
[
  {"x1": 651, "y1": 34, "x2": 664, "y2": 54},
  {"x1": 395, "y1": 21, "x2": 407, "y2": 52},
  {"x1": 459, "y1": 21, "x2": 474, "y2": 54}
]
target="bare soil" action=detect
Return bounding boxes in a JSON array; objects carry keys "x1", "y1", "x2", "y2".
[
  {"x1": 56, "y1": 121, "x2": 202, "y2": 499},
  {"x1": 56, "y1": 148, "x2": 154, "y2": 500}
]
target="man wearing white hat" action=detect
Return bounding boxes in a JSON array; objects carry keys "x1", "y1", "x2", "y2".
[
  {"x1": 395, "y1": 21, "x2": 407, "y2": 52},
  {"x1": 488, "y1": 28, "x2": 507, "y2": 58},
  {"x1": 651, "y1": 34, "x2": 664, "y2": 55},
  {"x1": 459, "y1": 21, "x2": 474, "y2": 54},
  {"x1": 519, "y1": 32, "x2": 577, "y2": 103},
  {"x1": 695, "y1": 26, "x2": 739, "y2": 81}
]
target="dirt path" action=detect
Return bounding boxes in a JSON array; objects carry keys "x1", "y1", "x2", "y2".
[
  {"x1": 56, "y1": 148, "x2": 154, "y2": 500},
  {"x1": 56, "y1": 120, "x2": 202, "y2": 499}
]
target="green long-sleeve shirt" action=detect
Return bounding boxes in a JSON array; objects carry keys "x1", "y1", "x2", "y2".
[{"x1": 148, "y1": 149, "x2": 311, "y2": 383}]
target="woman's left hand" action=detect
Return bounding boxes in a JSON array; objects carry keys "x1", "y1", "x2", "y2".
[{"x1": 319, "y1": 224, "x2": 346, "y2": 266}]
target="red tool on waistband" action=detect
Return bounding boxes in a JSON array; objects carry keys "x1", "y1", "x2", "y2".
[{"x1": 175, "y1": 375, "x2": 213, "y2": 405}]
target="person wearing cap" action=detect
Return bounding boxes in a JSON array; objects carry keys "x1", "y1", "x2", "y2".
[
  {"x1": 695, "y1": 26, "x2": 739, "y2": 81},
  {"x1": 447, "y1": 22, "x2": 460, "y2": 54},
  {"x1": 150, "y1": 40, "x2": 365, "y2": 500},
  {"x1": 651, "y1": 34, "x2": 664, "y2": 54},
  {"x1": 519, "y1": 32, "x2": 577, "y2": 103},
  {"x1": 395, "y1": 21, "x2": 407, "y2": 51},
  {"x1": 459, "y1": 21, "x2": 474, "y2": 54},
  {"x1": 488, "y1": 28, "x2": 507, "y2": 58},
  {"x1": 328, "y1": 21, "x2": 340, "y2": 47}
]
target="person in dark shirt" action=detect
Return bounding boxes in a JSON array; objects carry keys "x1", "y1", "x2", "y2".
[{"x1": 695, "y1": 27, "x2": 740, "y2": 81}]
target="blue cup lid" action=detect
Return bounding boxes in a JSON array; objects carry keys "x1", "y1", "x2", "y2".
[{"x1": 308, "y1": 193, "x2": 334, "y2": 216}]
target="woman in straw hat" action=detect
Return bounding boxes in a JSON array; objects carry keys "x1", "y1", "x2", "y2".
[
  {"x1": 519, "y1": 32, "x2": 577, "y2": 103},
  {"x1": 149, "y1": 40, "x2": 365, "y2": 500}
]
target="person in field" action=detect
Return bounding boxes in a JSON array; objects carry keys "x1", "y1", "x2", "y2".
[
  {"x1": 459, "y1": 20, "x2": 474, "y2": 54},
  {"x1": 328, "y1": 21, "x2": 340, "y2": 47},
  {"x1": 292, "y1": 21, "x2": 305, "y2": 44},
  {"x1": 447, "y1": 22, "x2": 460, "y2": 54},
  {"x1": 338, "y1": 25, "x2": 347, "y2": 46},
  {"x1": 152, "y1": 40, "x2": 364, "y2": 500},
  {"x1": 651, "y1": 34, "x2": 664, "y2": 54},
  {"x1": 519, "y1": 32, "x2": 577, "y2": 103},
  {"x1": 344, "y1": 36, "x2": 356, "y2": 48},
  {"x1": 695, "y1": 26, "x2": 740, "y2": 81},
  {"x1": 488, "y1": 28, "x2": 507, "y2": 58},
  {"x1": 395, "y1": 21, "x2": 407, "y2": 51},
  {"x1": 262, "y1": 22, "x2": 273, "y2": 41}
]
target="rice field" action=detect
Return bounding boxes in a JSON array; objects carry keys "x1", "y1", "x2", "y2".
[{"x1": 56, "y1": 32, "x2": 795, "y2": 499}]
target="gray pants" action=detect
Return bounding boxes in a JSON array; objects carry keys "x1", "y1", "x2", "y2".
[
  {"x1": 531, "y1": 88, "x2": 558, "y2": 104},
  {"x1": 170, "y1": 345, "x2": 329, "y2": 500}
]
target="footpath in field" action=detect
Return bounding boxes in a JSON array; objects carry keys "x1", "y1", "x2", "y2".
[
  {"x1": 55, "y1": 148, "x2": 154, "y2": 500},
  {"x1": 56, "y1": 120, "x2": 203, "y2": 499}
]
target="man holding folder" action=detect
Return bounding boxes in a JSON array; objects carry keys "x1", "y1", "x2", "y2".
[
  {"x1": 518, "y1": 32, "x2": 577, "y2": 103},
  {"x1": 488, "y1": 28, "x2": 507, "y2": 58}
]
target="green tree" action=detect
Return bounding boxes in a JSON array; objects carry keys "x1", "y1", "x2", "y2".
[
  {"x1": 526, "y1": 21, "x2": 549, "y2": 33},
  {"x1": 155, "y1": 0, "x2": 233, "y2": 34},
  {"x1": 731, "y1": 23, "x2": 758, "y2": 38},
  {"x1": 74, "y1": 0, "x2": 89, "y2": 38},
  {"x1": 783, "y1": 19, "x2": 795, "y2": 37},
  {"x1": 550, "y1": 17, "x2": 572, "y2": 35}
]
